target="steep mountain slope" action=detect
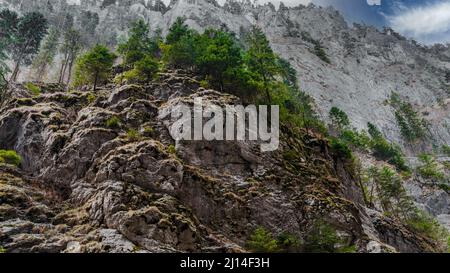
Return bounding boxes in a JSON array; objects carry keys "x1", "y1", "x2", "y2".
[
  {"x1": 0, "y1": 0, "x2": 449, "y2": 252},
  {"x1": 0, "y1": 72, "x2": 442, "y2": 253},
  {"x1": 1, "y1": 0, "x2": 449, "y2": 153}
]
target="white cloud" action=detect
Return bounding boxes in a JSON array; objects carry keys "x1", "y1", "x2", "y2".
[{"x1": 390, "y1": 2, "x2": 450, "y2": 43}]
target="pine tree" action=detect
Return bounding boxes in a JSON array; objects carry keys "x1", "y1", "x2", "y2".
[
  {"x1": 0, "y1": 10, "x2": 17, "y2": 96},
  {"x1": 59, "y1": 28, "x2": 82, "y2": 84},
  {"x1": 244, "y1": 26, "x2": 281, "y2": 102},
  {"x1": 31, "y1": 28, "x2": 60, "y2": 81},
  {"x1": 165, "y1": 17, "x2": 190, "y2": 45},
  {"x1": 118, "y1": 19, "x2": 159, "y2": 66},
  {"x1": 196, "y1": 29, "x2": 242, "y2": 91},
  {"x1": 73, "y1": 45, "x2": 116, "y2": 91},
  {"x1": 6, "y1": 12, "x2": 48, "y2": 82}
]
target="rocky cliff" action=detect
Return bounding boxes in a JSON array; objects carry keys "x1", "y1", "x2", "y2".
[
  {"x1": 1, "y1": 0, "x2": 449, "y2": 153},
  {"x1": 0, "y1": 0, "x2": 449, "y2": 253},
  {"x1": 0, "y1": 71, "x2": 442, "y2": 253}
]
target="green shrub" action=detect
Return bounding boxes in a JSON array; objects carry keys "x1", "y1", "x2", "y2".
[
  {"x1": 314, "y1": 43, "x2": 330, "y2": 64},
  {"x1": 442, "y1": 145, "x2": 450, "y2": 156},
  {"x1": 439, "y1": 183, "x2": 450, "y2": 193},
  {"x1": 330, "y1": 138, "x2": 352, "y2": 160},
  {"x1": 340, "y1": 129, "x2": 371, "y2": 150},
  {"x1": 24, "y1": 82, "x2": 41, "y2": 96},
  {"x1": 366, "y1": 166, "x2": 414, "y2": 217},
  {"x1": 122, "y1": 55, "x2": 159, "y2": 83},
  {"x1": 406, "y1": 210, "x2": 448, "y2": 242},
  {"x1": 277, "y1": 232, "x2": 301, "y2": 252},
  {"x1": 0, "y1": 150, "x2": 21, "y2": 166},
  {"x1": 329, "y1": 107, "x2": 350, "y2": 130},
  {"x1": 390, "y1": 92, "x2": 427, "y2": 142},
  {"x1": 417, "y1": 154, "x2": 445, "y2": 181},
  {"x1": 143, "y1": 126, "x2": 154, "y2": 136},
  {"x1": 167, "y1": 144, "x2": 176, "y2": 155},
  {"x1": 367, "y1": 123, "x2": 409, "y2": 171},
  {"x1": 87, "y1": 93, "x2": 96, "y2": 104},
  {"x1": 303, "y1": 220, "x2": 353, "y2": 253},
  {"x1": 247, "y1": 227, "x2": 279, "y2": 253},
  {"x1": 105, "y1": 116, "x2": 121, "y2": 129},
  {"x1": 0, "y1": 246, "x2": 5, "y2": 253},
  {"x1": 447, "y1": 236, "x2": 450, "y2": 253},
  {"x1": 126, "y1": 129, "x2": 141, "y2": 142}
]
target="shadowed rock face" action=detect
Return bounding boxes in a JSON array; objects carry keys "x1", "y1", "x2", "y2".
[{"x1": 0, "y1": 73, "x2": 442, "y2": 253}]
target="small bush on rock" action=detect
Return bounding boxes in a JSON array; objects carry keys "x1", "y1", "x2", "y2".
[
  {"x1": 0, "y1": 150, "x2": 21, "y2": 166},
  {"x1": 247, "y1": 227, "x2": 279, "y2": 253}
]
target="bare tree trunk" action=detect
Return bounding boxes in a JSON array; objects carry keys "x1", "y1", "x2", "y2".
[
  {"x1": 93, "y1": 71, "x2": 99, "y2": 91},
  {"x1": 10, "y1": 62, "x2": 20, "y2": 82},
  {"x1": 66, "y1": 57, "x2": 75, "y2": 85},
  {"x1": 36, "y1": 63, "x2": 47, "y2": 82},
  {"x1": 59, "y1": 53, "x2": 69, "y2": 83},
  {"x1": 61, "y1": 56, "x2": 69, "y2": 83}
]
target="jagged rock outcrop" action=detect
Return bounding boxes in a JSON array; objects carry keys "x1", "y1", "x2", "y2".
[
  {"x1": 0, "y1": 72, "x2": 443, "y2": 253},
  {"x1": 0, "y1": 0, "x2": 449, "y2": 253},
  {"x1": 1, "y1": 0, "x2": 449, "y2": 154}
]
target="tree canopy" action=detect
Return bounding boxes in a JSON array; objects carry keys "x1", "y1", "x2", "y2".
[
  {"x1": 73, "y1": 45, "x2": 117, "y2": 91},
  {"x1": 118, "y1": 19, "x2": 159, "y2": 66},
  {"x1": 0, "y1": 10, "x2": 48, "y2": 82}
]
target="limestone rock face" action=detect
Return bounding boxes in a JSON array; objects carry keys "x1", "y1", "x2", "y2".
[
  {"x1": 0, "y1": 0, "x2": 449, "y2": 253},
  {"x1": 1, "y1": 0, "x2": 449, "y2": 154},
  {"x1": 0, "y1": 72, "x2": 442, "y2": 253}
]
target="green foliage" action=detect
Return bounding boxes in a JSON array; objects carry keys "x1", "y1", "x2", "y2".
[
  {"x1": 406, "y1": 210, "x2": 449, "y2": 242},
  {"x1": 162, "y1": 29, "x2": 198, "y2": 69},
  {"x1": 366, "y1": 166, "x2": 414, "y2": 217},
  {"x1": 330, "y1": 138, "x2": 353, "y2": 160},
  {"x1": 303, "y1": 220, "x2": 353, "y2": 253},
  {"x1": 442, "y1": 145, "x2": 450, "y2": 156},
  {"x1": 301, "y1": 31, "x2": 330, "y2": 63},
  {"x1": 247, "y1": 227, "x2": 280, "y2": 253},
  {"x1": 121, "y1": 55, "x2": 159, "y2": 83},
  {"x1": 244, "y1": 26, "x2": 282, "y2": 102},
  {"x1": 59, "y1": 28, "x2": 82, "y2": 84},
  {"x1": 439, "y1": 183, "x2": 450, "y2": 193},
  {"x1": 367, "y1": 123, "x2": 409, "y2": 171},
  {"x1": 31, "y1": 27, "x2": 60, "y2": 81},
  {"x1": 0, "y1": 10, "x2": 48, "y2": 82},
  {"x1": 105, "y1": 116, "x2": 121, "y2": 129},
  {"x1": 196, "y1": 29, "x2": 243, "y2": 91},
  {"x1": 329, "y1": 107, "x2": 350, "y2": 130},
  {"x1": 161, "y1": 21, "x2": 324, "y2": 132},
  {"x1": 118, "y1": 19, "x2": 159, "y2": 66},
  {"x1": 126, "y1": 129, "x2": 142, "y2": 142},
  {"x1": 339, "y1": 129, "x2": 371, "y2": 150},
  {"x1": 0, "y1": 150, "x2": 21, "y2": 166},
  {"x1": 390, "y1": 92, "x2": 427, "y2": 142},
  {"x1": 87, "y1": 93, "x2": 96, "y2": 104},
  {"x1": 167, "y1": 144, "x2": 176, "y2": 155},
  {"x1": 364, "y1": 165, "x2": 448, "y2": 245},
  {"x1": 166, "y1": 17, "x2": 190, "y2": 45},
  {"x1": 0, "y1": 246, "x2": 5, "y2": 253},
  {"x1": 276, "y1": 232, "x2": 301, "y2": 252},
  {"x1": 417, "y1": 153, "x2": 445, "y2": 181},
  {"x1": 314, "y1": 43, "x2": 331, "y2": 64},
  {"x1": 143, "y1": 126, "x2": 154, "y2": 137},
  {"x1": 73, "y1": 45, "x2": 117, "y2": 90},
  {"x1": 24, "y1": 82, "x2": 41, "y2": 96}
]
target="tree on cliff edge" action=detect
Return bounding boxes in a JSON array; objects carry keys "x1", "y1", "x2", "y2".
[{"x1": 73, "y1": 45, "x2": 116, "y2": 91}]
